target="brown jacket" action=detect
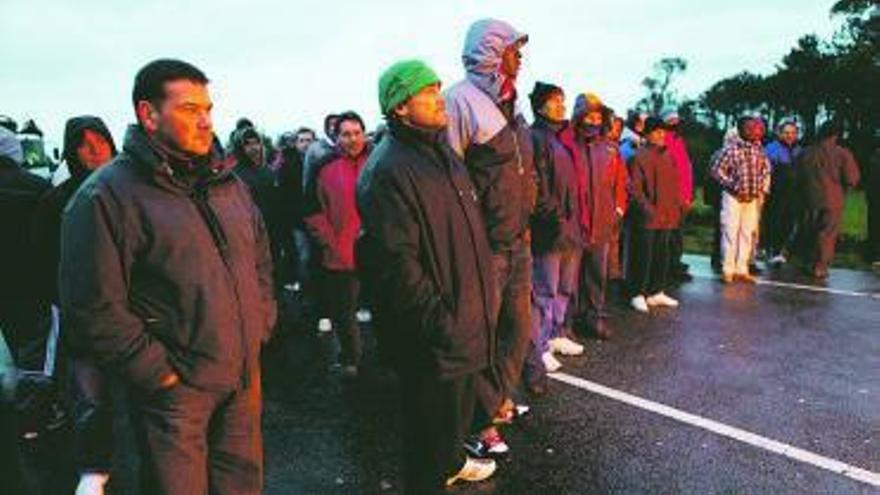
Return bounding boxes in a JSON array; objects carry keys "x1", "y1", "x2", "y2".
[
  {"x1": 61, "y1": 125, "x2": 276, "y2": 393},
  {"x1": 629, "y1": 144, "x2": 684, "y2": 230},
  {"x1": 796, "y1": 140, "x2": 860, "y2": 211}
]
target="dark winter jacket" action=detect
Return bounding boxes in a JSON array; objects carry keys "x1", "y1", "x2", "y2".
[
  {"x1": 444, "y1": 19, "x2": 536, "y2": 252},
  {"x1": 0, "y1": 153, "x2": 51, "y2": 301},
  {"x1": 32, "y1": 116, "x2": 117, "y2": 302},
  {"x1": 357, "y1": 121, "x2": 495, "y2": 379},
  {"x1": 304, "y1": 147, "x2": 369, "y2": 271},
  {"x1": 530, "y1": 118, "x2": 583, "y2": 254},
  {"x1": 60, "y1": 125, "x2": 276, "y2": 394},
  {"x1": 795, "y1": 139, "x2": 860, "y2": 211},
  {"x1": 629, "y1": 144, "x2": 684, "y2": 230}
]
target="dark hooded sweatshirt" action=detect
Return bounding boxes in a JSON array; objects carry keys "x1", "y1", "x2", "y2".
[
  {"x1": 31, "y1": 116, "x2": 117, "y2": 302},
  {"x1": 60, "y1": 125, "x2": 276, "y2": 393}
]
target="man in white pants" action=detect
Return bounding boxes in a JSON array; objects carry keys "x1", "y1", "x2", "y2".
[{"x1": 710, "y1": 117, "x2": 771, "y2": 283}]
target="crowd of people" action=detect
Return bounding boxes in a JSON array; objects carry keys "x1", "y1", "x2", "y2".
[{"x1": 1, "y1": 17, "x2": 878, "y2": 495}]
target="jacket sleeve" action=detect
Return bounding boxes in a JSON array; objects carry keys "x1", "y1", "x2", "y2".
[
  {"x1": 60, "y1": 184, "x2": 174, "y2": 393},
  {"x1": 303, "y1": 167, "x2": 340, "y2": 258},
  {"x1": 358, "y1": 169, "x2": 453, "y2": 349},
  {"x1": 711, "y1": 147, "x2": 737, "y2": 193},
  {"x1": 629, "y1": 155, "x2": 655, "y2": 219},
  {"x1": 611, "y1": 151, "x2": 630, "y2": 215},
  {"x1": 840, "y1": 148, "x2": 861, "y2": 188},
  {"x1": 444, "y1": 93, "x2": 472, "y2": 159},
  {"x1": 252, "y1": 202, "x2": 277, "y2": 342},
  {"x1": 679, "y1": 139, "x2": 694, "y2": 204}
]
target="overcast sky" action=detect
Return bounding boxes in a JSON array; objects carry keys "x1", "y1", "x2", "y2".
[{"x1": 1, "y1": 0, "x2": 840, "y2": 150}]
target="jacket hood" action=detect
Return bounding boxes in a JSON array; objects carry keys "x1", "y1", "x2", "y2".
[
  {"x1": 462, "y1": 18, "x2": 528, "y2": 102},
  {"x1": 63, "y1": 116, "x2": 117, "y2": 179},
  {"x1": 0, "y1": 127, "x2": 23, "y2": 166}
]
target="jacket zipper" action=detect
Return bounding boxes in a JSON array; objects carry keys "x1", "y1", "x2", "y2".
[{"x1": 190, "y1": 186, "x2": 250, "y2": 388}]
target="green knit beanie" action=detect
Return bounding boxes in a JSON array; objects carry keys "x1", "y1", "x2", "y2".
[{"x1": 378, "y1": 59, "x2": 441, "y2": 115}]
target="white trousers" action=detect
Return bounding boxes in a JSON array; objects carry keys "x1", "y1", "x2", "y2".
[{"x1": 720, "y1": 191, "x2": 760, "y2": 275}]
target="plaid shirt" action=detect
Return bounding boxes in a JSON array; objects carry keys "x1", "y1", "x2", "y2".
[{"x1": 711, "y1": 137, "x2": 771, "y2": 201}]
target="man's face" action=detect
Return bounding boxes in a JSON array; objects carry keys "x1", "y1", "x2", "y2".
[
  {"x1": 337, "y1": 120, "x2": 366, "y2": 158},
  {"x1": 540, "y1": 92, "x2": 566, "y2": 123},
  {"x1": 76, "y1": 129, "x2": 113, "y2": 170},
  {"x1": 295, "y1": 131, "x2": 315, "y2": 153},
  {"x1": 608, "y1": 119, "x2": 623, "y2": 141},
  {"x1": 242, "y1": 137, "x2": 264, "y2": 166},
  {"x1": 140, "y1": 79, "x2": 214, "y2": 156},
  {"x1": 742, "y1": 119, "x2": 764, "y2": 143},
  {"x1": 582, "y1": 110, "x2": 603, "y2": 127},
  {"x1": 647, "y1": 128, "x2": 666, "y2": 146},
  {"x1": 500, "y1": 43, "x2": 523, "y2": 79},
  {"x1": 326, "y1": 117, "x2": 340, "y2": 142},
  {"x1": 633, "y1": 117, "x2": 646, "y2": 134},
  {"x1": 779, "y1": 124, "x2": 798, "y2": 146},
  {"x1": 398, "y1": 83, "x2": 448, "y2": 130}
]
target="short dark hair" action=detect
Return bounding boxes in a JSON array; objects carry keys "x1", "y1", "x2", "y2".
[
  {"x1": 817, "y1": 120, "x2": 842, "y2": 140},
  {"x1": 333, "y1": 111, "x2": 365, "y2": 136},
  {"x1": 295, "y1": 127, "x2": 316, "y2": 139},
  {"x1": 132, "y1": 59, "x2": 209, "y2": 114}
]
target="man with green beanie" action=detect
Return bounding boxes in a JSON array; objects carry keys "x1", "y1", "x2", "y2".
[{"x1": 358, "y1": 59, "x2": 498, "y2": 493}]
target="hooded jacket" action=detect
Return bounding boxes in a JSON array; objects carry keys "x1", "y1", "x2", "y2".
[
  {"x1": 32, "y1": 116, "x2": 117, "y2": 302},
  {"x1": 444, "y1": 19, "x2": 536, "y2": 252},
  {"x1": 60, "y1": 125, "x2": 276, "y2": 394},
  {"x1": 571, "y1": 100, "x2": 629, "y2": 246},
  {"x1": 357, "y1": 120, "x2": 495, "y2": 379},
  {"x1": 0, "y1": 128, "x2": 51, "y2": 301},
  {"x1": 665, "y1": 130, "x2": 694, "y2": 205},
  {"x1": 529, "y1": 117, "x2": 584, "y2": 254}
]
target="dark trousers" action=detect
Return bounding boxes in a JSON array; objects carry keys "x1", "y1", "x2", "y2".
[
  {"x1": 800, "y1": 207, "x2": 842, "y2": 270},
  {"x1": 580, "y1": 242, "x2": 610, "y2": 331},
  {"x1": 608, "y1": 218, "x2": 624, "y2": 280},
  {"x1": 399, "y1": 371, "x2": 475, "y2": 495},
  {"x1": 526, "y1": 249, "x2": 581, "y2": 384},
  {"x1": 629, "y1": 229, "x2": 672, "y2": 296},
  {"x1": 130, "y1": 377, "x2": 263, "y2": 495},
  {"x1": 763, "y1": 189, "x2": 797, "y2": 256},
  {"x1": 669, "y1": 228, "x2": 685, "y2": 274},
  {"x1": 868, "y1": 197, "x2": 880, "y2": 261},
  {"x1": 318, "y1": 269, "x2": 361, "y2": 367},
  {"x1": 69, "y1": 358, "x2": 114, "y2": 473}
]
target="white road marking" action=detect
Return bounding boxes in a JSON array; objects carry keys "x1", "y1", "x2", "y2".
[
  {"x1": 690, "y1": 272, "x2": 880, "y2": 299},
  {"x1": 549, "y1": 372, "x2": 880, "y2": 488}
]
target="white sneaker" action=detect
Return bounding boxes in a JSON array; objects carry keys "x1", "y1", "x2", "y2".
[
  {"x1": 317, "y1": 318, "x2": 333, "y2": 333},
  {"x1": 630, "y1": 295, "x2": 650, "y2": 313},
  {"x1": 76, "y1": 473, "x2": 110, "y2": 495},
  {"x1": 556, "y1": 337, "x2": 584, "y2": 356},
  {"x1": 769, "y1": 254, "x2": 787, "y2": 265},
  {"x1": 446, "y1": 456, "x2": 497, "y2": 486},
  {"x1": 646, "y1": 292, "x2": 679, "y2": 308},
  {"x1": 542, "y1": 351, "x2": 563, "y2": 372},
  {"x1": 356, "y1": 309, "x2": 371, "y2": 323}
]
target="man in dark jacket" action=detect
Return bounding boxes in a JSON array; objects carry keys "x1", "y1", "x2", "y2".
[
  {"x1": 868, "y1": 149, "x2": 880, "y2": 270},
  {"x1": 60, "y1": 59, "x2": 276, "y2": 495},
  {"x1": 527, "y1": 82, "x2": 585, "y2": 388},
  {"x1": 762, "y1": 120, "x2": 802, "y2": 265},
  {"x1": 359, "y1": 59, "x2": 497, "y2": 494},
  {"x1": 0, "y1": 127, "x2": 51, "y2": 368},
  {"x1": 628, "y1": 117, "x2": 683, "y2": 312},
  {"x1": 444, "y1": 18, "x2": 535, "y2": 451},
  {"x1": 794, "y1": 121, "x2": 860, "y2": 278},
  {"x1": 0, "y1": 126, "x2": 50, "y2": 495},
  {"x1": 28, "y1": 115, "x2": 117, "y2": 494},
  {"x1": 572, "y1": 93, "x2": 629, "y2": 339}
]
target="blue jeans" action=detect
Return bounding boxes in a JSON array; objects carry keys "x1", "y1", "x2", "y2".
[{"x1": 531, "y1": 249, "x2": 582, "y2": 359}]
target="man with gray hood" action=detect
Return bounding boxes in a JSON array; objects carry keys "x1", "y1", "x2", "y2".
[{"x1": 445, "y1": 18, "x2": 535, "y2": 454}]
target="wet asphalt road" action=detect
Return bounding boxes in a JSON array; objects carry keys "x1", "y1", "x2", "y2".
[{"x1": 258, "y1": 255, "x2": 879, "y2": 495}]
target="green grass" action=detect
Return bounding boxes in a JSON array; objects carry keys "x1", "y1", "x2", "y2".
[{"x1": 683, "y1": 188, "x2": 870, "y2": 270}]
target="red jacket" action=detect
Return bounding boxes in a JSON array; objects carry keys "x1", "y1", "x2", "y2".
[
  {"x1": 304, "y1": 149, "x2": 367, "y2": 271},
  {"x1": 577, "y1": 135, "x2": 630, "y2": 246}
]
